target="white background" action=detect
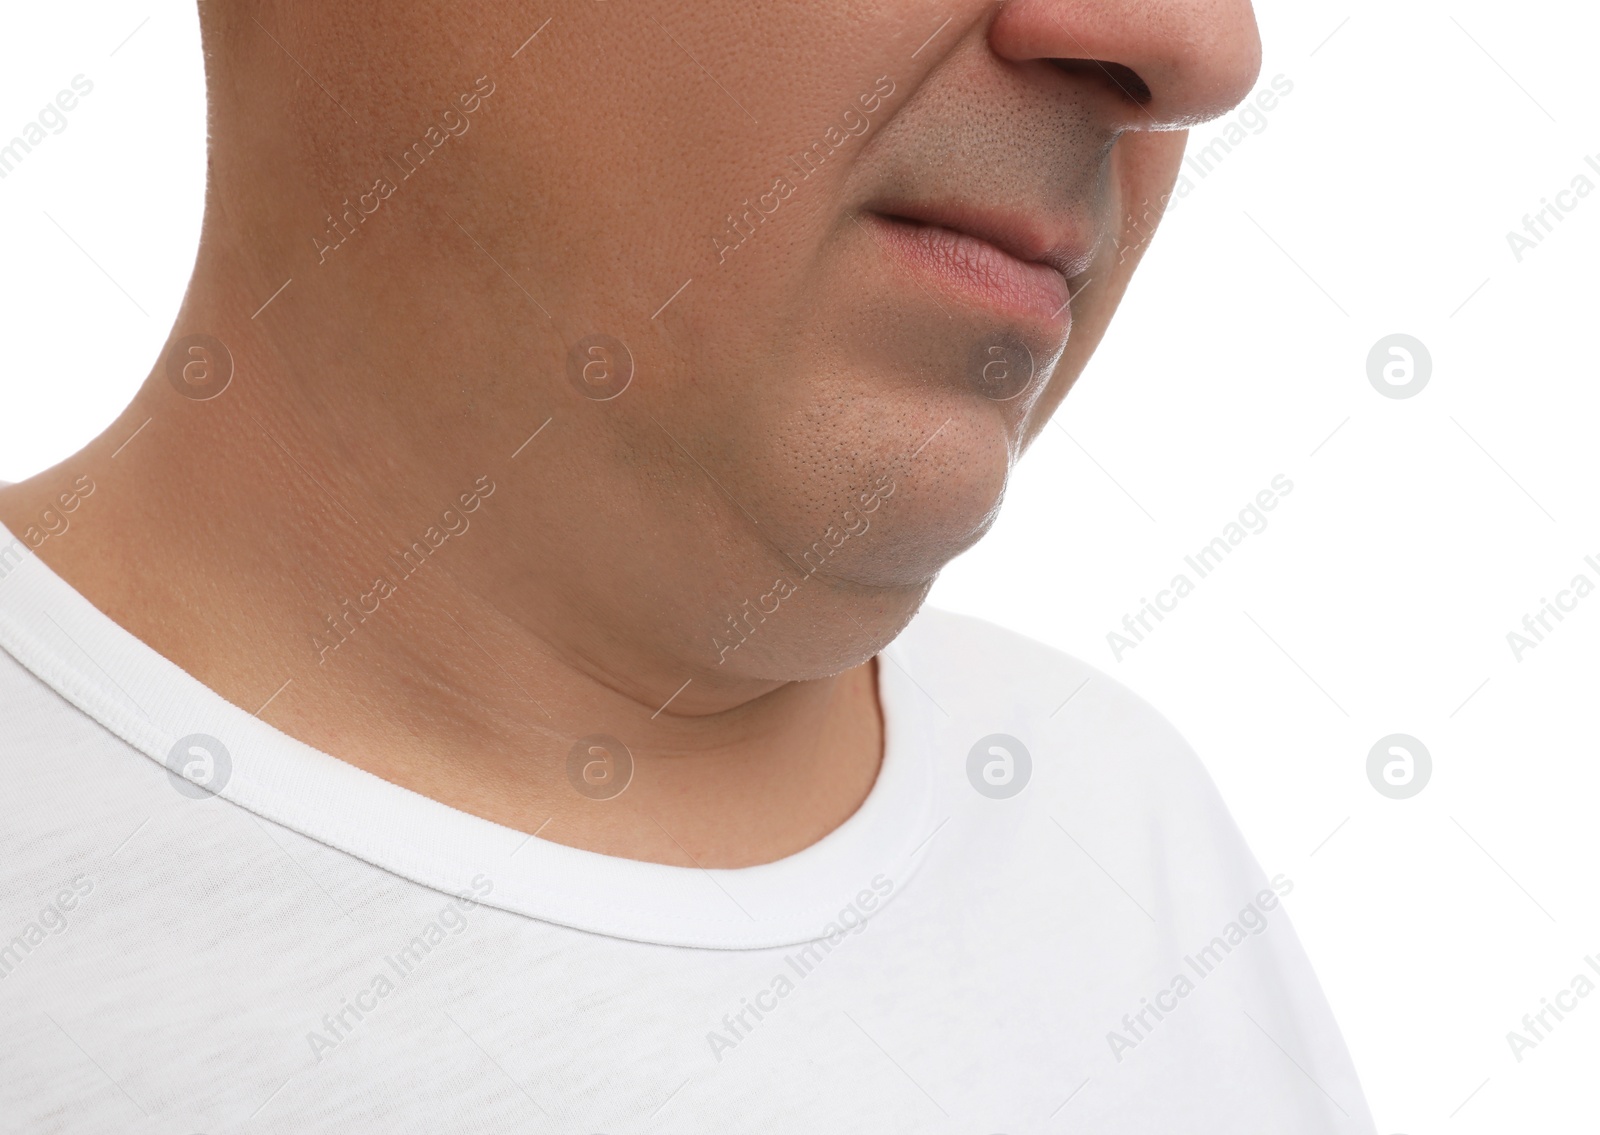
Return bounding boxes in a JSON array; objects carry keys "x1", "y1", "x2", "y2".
[{"x1": 2, "y1": 1, "x2": 1597, "y2": 1131}]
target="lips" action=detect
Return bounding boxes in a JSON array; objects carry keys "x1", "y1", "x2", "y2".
[{"x1": 860, "y1": 203, "x2": 1091, "y2": 329}]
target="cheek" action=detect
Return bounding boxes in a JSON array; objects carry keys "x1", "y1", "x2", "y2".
[
  {"x1": 497, "y1": 7, "x2": 873, "y2": 338},
  {"x1": 1120, "y1": 130, "x2": 1188, "y2": 218},
  {"x1": 1108, "y1": 131, "x2": 1187, "y2": 268}
]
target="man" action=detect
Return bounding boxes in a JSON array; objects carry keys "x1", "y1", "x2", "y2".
[{"x1": 0, "y1": 1, "x2": 1376, "y2": 1130}]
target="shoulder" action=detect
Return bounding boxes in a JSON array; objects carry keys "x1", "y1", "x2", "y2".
[
  {"x1": 891, "y1": 604, "x2": 1201, "y2": 778},
  {"x1": 889, "y1": 605, "x2": 1262, "y2": 917}
]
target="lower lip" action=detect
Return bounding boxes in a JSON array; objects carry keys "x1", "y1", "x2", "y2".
[{"x1": 862, "y1": 212, "x2": 1073, "y2": 330}]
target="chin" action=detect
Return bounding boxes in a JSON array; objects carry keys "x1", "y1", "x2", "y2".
[
  {"x1": 696, "y1": 404, "x2": 1011, "y2": 683},
  {"x1": 714, "y1": 571, "x2": 934, "y2": 684},
  {"x1": 718, "y1": 357, "x2": 1017, "y2": 586},
  {"x1": 810, "y1": 396, "x2": 1015, "y2": 590}
]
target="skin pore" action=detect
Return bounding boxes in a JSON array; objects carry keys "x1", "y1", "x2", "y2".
[{"x1": 0, "y1": 0, "x2": 1259, "y2": 867}]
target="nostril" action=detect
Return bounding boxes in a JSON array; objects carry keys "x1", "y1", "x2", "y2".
[{"x1": 1049, "y1": 59, "x2": 1153, "y2": 104}]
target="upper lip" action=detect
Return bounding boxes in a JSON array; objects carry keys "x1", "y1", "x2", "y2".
[{"x1": 863, "y1": 200, "x2": 1095, "y2": 284}]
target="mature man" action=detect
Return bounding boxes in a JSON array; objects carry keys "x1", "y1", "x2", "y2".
[{"x1": 0, "y1": 1, "x2": 1375, "y2": 1130}]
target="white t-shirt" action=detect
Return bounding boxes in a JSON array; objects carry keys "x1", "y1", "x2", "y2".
[{"x1": 0, "y1": 522, "x2": 1375, "y2": 1133}]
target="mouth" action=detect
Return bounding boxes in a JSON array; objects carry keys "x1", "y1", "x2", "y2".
[{"x1": 857, "y1": 202, "x2": 1092, "y2": 331}]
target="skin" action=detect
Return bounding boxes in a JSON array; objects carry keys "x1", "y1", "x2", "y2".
[{"x1": 0, "y1": 0, "x2": 1260, "y2": 867}]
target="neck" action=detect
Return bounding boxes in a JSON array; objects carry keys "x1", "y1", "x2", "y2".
[{"x1": 0, "y1": 224, "x2": 887, "y2": 872}]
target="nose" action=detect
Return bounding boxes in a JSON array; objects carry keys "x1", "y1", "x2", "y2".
[{"x1": 989, "y1": 0, "x2": 1263, "y2": 130}]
